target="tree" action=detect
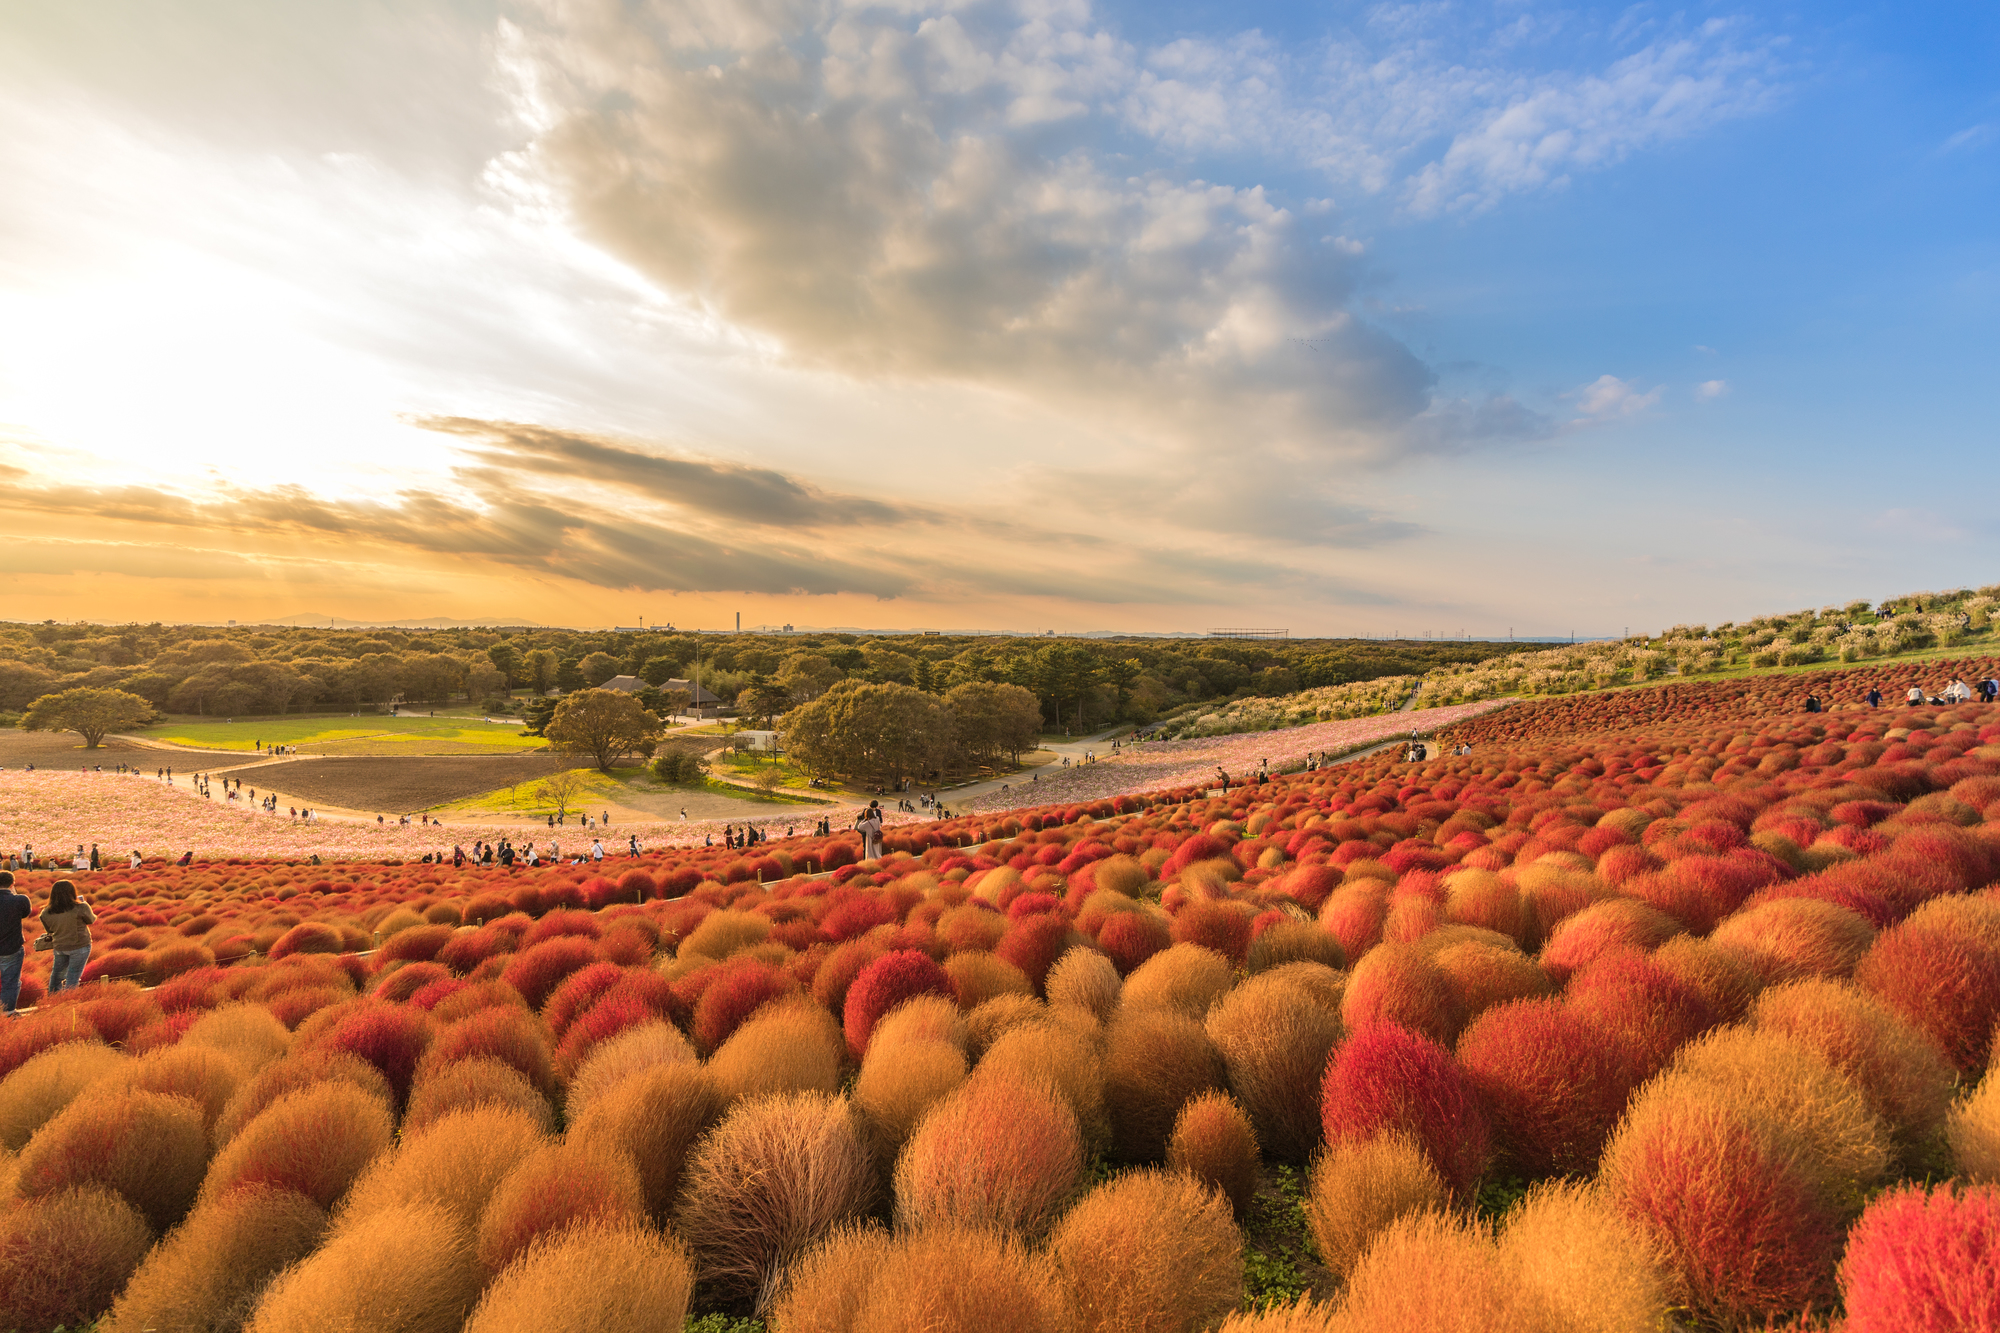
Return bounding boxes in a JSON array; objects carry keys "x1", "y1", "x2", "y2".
[
  {"x1": 580, "y1": 652, "x2": 622, "y2": 687},
  {"x1": 534, "y1": 768, "x2": 587, "y2": 821},
  {"x1": 544, "y1": 688, "x2": 663, "y2": 771},
  {"x1": 945, "y1": 681, "x2": 1043, "y2": 767},
  {"x1": 400, "y1": 652, "x2": 465, "y2": 703},
  {"x1": 780, "y1": 679, "x2": 953, "y2": 787},
  {"x1": 487, "y1": 642, "x2": 521, "y2": 685},
  {"x1": 742, "y1": 676, "x2": 792, "y2": 730},
  {"x1": 753, "y1": 765, "x2": 787, "y2": 794},
  {"x1": 555, "y1": 658, "x2": 587, "y2": 693},
  {"x1": 22, "y1": 687, "x2": 156, "y2": 748},
  {"x1": 1036, "y1": 642, "x2": 1098, "y2": 733},
  {"x1": 525, "y1": 649, "x2": 559, "y2": 695},
  {"x1": 1099, "y1": 657, "x2": 1141, "y2": 714},
  {"x1": 640, "y1": 655, "x2": 683, "y2": 687},
  {"x1": 776, "y1": 652, "x2": 841, "y2": 703}
]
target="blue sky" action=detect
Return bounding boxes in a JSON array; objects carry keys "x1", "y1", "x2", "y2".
[{"x1": 0, "y1": 1, "x2": 1992, "y2": 634}]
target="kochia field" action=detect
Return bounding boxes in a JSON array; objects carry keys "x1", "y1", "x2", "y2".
[{"x1": 2, "y1": 700, "x2": 1998, "y2": 1332}]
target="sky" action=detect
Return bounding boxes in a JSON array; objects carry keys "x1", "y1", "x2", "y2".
[{"x1": 0, "y1": 0, "x2": 1994, "y2": 637}]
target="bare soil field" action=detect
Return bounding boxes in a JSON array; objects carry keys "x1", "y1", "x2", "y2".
[
  {"x1": 0, "y1": 731, "x2": 151, "y2": 765},
  {"x1": 206, "y1": 753, "x2": 577, "y2": 810}
]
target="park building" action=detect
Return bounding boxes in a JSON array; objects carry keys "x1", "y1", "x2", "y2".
[{"x1": 599, "y1": 674, "x2": 725, "y2": 716}]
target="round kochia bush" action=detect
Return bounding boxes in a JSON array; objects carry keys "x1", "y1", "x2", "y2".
[
  {"x1": 1320, "y1": 1022, "x2": 1490, "y2": 1199},
  {"x1": 843, "y1": 951, "x2": 954, "y2": 1059},
  {"x1": 1838, "y1": 1181, "x2": 2000, "y2": 1332}
]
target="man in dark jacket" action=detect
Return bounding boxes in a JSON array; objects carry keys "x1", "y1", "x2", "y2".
[{"x1": 0, "y1": 871, "x2": 31, "y2": 1016}]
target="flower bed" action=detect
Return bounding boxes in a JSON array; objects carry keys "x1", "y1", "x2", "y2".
[{"x1": 962, "y1": 699, "x2": 1509, "y2": 811}]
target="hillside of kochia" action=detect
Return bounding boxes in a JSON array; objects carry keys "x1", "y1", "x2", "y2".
[
  {"x1": 2, "y1": 698, "x2": 1998, "y2": 1328},
  {"x1": 1417, "y1": 583, "x2": 2000, "y2": 704},
  {"x1": 1437, "y1": 654, "x2": 2000, "y2": 748}
]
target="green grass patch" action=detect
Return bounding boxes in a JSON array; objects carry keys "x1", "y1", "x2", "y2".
[
  {"x1": 435, "y1": 766, "x2": 636, "y2": 816},
  {"x1": 682, "y1": 776, "x2": 828, "y2": 806},
  {"x1": 147, "y1": 713, "x2": 546, "y2": 753},
  {"x1": 1240, "y1": 1163, "x2": 1324, "y2": 1310}
]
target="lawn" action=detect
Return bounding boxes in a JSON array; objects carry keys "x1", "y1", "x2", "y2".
[
  {"x1": 434, "y1": 766, "x2": 637, "y2": 817},
  {"x1": 145, "y1": 712, "x2": 548, "y2": 754},
  {"x1": 438, "y1": 766, "x2": 830, "y2": 819}
]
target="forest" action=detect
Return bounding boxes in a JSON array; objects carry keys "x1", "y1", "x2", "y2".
[{"x1": 0, "y1": 622, "x2": 1514, "y2": 734}]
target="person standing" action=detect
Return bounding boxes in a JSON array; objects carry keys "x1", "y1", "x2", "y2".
[
  {"x1": 0, "y1": 872, "x2": 30, "y2": 1016},
  {"x1": 40, "y1": 880, "x2": 93, "y2": 994},
  {"x1": 1867, "y1": 686, "x2": 1882, "y2": 708},
  {"x1": 856, "y1": 802, "x2": 885, "y2": 861}
]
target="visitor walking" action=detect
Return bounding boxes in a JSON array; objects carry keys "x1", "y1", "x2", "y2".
[
  {"x1": 40, "y1": 880, "x2": 93, "y2": 994},
  {"x1": 1867, "y1": 687, "x2": 1881, "y2": 708},
  {"x1": 0, "y1": 872, "x2": 31, "y2": 1017}
]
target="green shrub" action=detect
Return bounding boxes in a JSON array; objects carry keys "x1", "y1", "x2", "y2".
[{"x1": 651, "y1": 752, "x2": 707, "y2": 784}]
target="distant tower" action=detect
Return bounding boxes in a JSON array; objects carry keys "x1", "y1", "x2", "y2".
[{"x1": 736, "y1": 612, "x2": 741, "y2": 632}]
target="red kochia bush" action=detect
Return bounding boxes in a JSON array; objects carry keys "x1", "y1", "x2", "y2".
[
  {"x1": 1600, "y1": 1089, "x2": 1843, "y2": 1323},
  {"x1": 1320, "y1": 1023, "x2": 1490, "y2": 1199},
  {"x1": 995, "y1": 913, "x2": 1076, "y2": 992},
  {"x1": 476, "y1": 1140, "x2": 648, "y2": 1276},
  {"x1": 300, "y1": 998, "x2": 436, "y2": 1107},
  {"x1": 1170, "y1": 899, "x2": 1256, "y2": 967},
  {"x1": 418, "y1": 1003, "x2": 556, "y2": 1098},
  {"x1": 372, "y1": 960, "x2": 452, "y2": 1004},
  {"x1": 692, "y1": 957, "x2": 800, "y2": 1055},
  {"x1": 1162, "y1": 833, "x2": 1232, "y2": 878},
  {"x1": 13, "y1": 1090, "x2": 210, "y2": 1233},
  {"x1": 377, "y1": 923, "x2": 454, "y2": 965},
  {"x1": 499, "y1": 935, "x2": 602, "y2": 1010},
  {"x1": 1854, "y1": 921, "x2": 2000, "y2": 1076},
  {"x1": 1097, "y1": 910, "x2": 1171, "y2": 976},
  {"x1": 1838, "y1": 1182, "x2": 2000, "y2": 1333},
  {"x1": 1341, "y1": 942, "x2": 1464, "y2": 1046},
  {"x1": 0, "y1": 1185, "x2": 155, "y2": 1332},
  {"x1": 1566, "y1": 949, "x2": 1721, "y2": 1085},
  {"x1": 541, "y1": 961, "x2": 629, "y2": 1038},
  {"x1": 267, "y1": 922, "x2": 344, "y2": 959},
  {"x1": 1456, "y1": 998, "x2": 1631, "y2": 1176},
  {"x1": 844, "y1": 950, "x2": 955, "y2": 1059}
]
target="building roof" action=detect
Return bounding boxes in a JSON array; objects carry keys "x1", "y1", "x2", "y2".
[
  {"x1": 663, "y1": 678, "x2": 723, "y2": 704},
  {"x1": 600, "y1": 674, "x2": 722, "y2": 705}
]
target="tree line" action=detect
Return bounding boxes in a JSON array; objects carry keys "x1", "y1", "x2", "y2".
[{"x1": 0, "y1": 620, "x2": 1515, "y2": 729}]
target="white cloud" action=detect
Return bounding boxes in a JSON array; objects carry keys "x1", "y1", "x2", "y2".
[
  {"x1": 500, "y1": 0, "x2": 1783, "y2": 460},
  {"x1": 505, "y1": 0, "x2": 1435, "y2": 460},
  {"x1": 1403, "y1": 20, "x2": 1783, "y2": 215},
  {"x1": 1939, "y1": 123, "x2": 1996, "y2": 155},
  {"x1": 1696, "y1": 379, "x2": 1729, "y2": 399},
  {"x1": 1567, "y1": 374, "x2": 1661, "y2": 420}
]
